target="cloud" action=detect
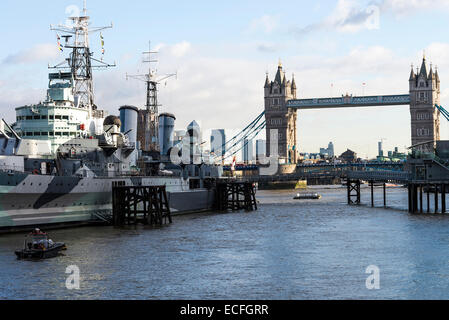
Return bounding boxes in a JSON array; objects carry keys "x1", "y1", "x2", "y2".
[
  {"x1": 257, "y1": 43, "x2": 277, "y2": 53},
  {"x1": 169, "y1": 41, "x2": 192, "y2": 58},
  {"x1": 246, "y1": 15, "x2": 280, "y2": 34},
  {"x1": 380, "y1": 0, "x2": 449, "y2": 16},
  {"x1": 291, "y1": 0, "x2": 380, "y2": 37},
  {"x1": 291, "y1": 0, "x2": 449, "y2": 38},
  {"x1": 2, "y1": 43, "x2": 60, "y2": 65}
]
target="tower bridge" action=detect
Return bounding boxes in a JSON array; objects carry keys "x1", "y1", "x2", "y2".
[{"x1": 264, "y1": 56, "x2": 441, "y2": 164}]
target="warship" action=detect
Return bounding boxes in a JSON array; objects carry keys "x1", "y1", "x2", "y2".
[{"x1": 0, "y1": 3, "x2": 221, "y2": 229}]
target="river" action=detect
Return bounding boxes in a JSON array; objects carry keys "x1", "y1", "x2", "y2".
[{"x1": 1, "y1": 186, "x2": 449, "y2": 300}]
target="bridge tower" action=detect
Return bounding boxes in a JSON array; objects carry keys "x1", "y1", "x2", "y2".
[
  {"x1": 409, "y1": 55, "x2": 441, "y2": 152},
  {"x1": 264, "y1": 62, "x2": 298, "y2": 163}
]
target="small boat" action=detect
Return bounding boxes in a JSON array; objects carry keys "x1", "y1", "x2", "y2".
[
  {"x1": 294, "y1": 193, "x2": 322, "y2": 200},
  {"x1": 15, "y1": 228, "x2": 66, "y2": 260}
]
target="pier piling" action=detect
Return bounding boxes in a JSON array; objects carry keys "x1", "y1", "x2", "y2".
[
  {"x1": 347, "y1": 179, "x2": 361, "y2": 205},
  {"x1": 435, "y1": 186, "x2": 439, "y2": 214},
  {"x1": 112, "y1": 186, "x2": 172, "y2": 226},
  {"x1": 216, "y1": 181, "x2": 257, "y2": 211}
]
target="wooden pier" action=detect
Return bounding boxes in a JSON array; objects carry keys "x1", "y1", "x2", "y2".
[
  {"x1": 345, "y1": 171, "x2": 409, "y2": 208},
  {"x1": 112, "y1": 186, "x2": 172, "y2": 226},
  {"x1": 407, "y1": 183, "x2": 448, "y2": 214},
  {"x1": 346, "y1": 179, "x2": 361, "y2": 205},
  {"x1": 215, "y1": 182, "x2": 258, "y2": 211},
  {"x1": 345, "y1": 169, "x2": 449, "y2": 214}
]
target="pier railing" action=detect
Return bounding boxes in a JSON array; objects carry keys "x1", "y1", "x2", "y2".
[{"x1": 347, "y1": 170, "x2": 412, "y2": 183}]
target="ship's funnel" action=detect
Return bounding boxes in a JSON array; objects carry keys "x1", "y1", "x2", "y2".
[
  {"x1": 119, "y1": 105, "x2": 138, "y2": 146},
  {"x1": 159, "y1": 113, "x2": 176, "y2": 156}
]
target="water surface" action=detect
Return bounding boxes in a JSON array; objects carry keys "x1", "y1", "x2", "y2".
[{"x1": 1, "y1": 186, "x2": 449, "y2": 300}]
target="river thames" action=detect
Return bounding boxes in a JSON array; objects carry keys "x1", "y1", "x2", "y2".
[{"x1": 2, "y1": 186, "x2": 449, "y2": 300}]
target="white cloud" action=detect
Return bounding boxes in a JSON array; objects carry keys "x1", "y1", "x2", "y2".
[
  {"x1": 246, "y1": 15, "x2": 280, "y2": 34},
  {"x1": 381, "y1": 0, "x2": 449, "y2": 16},
  {"x1": 256, "y1": 43, "x2": 278, "y2": 53},
  {"x1": 2, "y1": 43, "x2": 60, "y2": 65},
  {"x1": 291, "y1": 0, "x2": 449, "y2": 38},
  {"x1": 169, "y1": 41, "x2": 192, "y2": 58},
  {"x1": 291, "y1": 0, "x2": 380, "y2": 36}
]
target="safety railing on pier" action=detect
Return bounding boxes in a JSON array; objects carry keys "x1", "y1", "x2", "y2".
[{"x1": 347, "y1": 170, "x2": 412, "y2": 182}]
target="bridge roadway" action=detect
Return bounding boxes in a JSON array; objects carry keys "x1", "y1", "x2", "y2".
[
  {"x1": 224, "y1": 162, "x2": 404, "y2": 172},
  {"x1": 287, "y1": 94, "x2": 410, "y2": 110},
  {"x1": 233, "y1": 169, "x2": 409, "y2": 184}
]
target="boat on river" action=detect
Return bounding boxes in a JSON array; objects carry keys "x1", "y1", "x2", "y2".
[
  {"x1": 15, "y1": 228, "x2": 66, "y2": 259},
  {"x1": 294, "y1": 193, "x2": 322, "y2": 200}
]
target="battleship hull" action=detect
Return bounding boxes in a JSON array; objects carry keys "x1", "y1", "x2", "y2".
[{"x1": 0, "y1": 172, "x2": 215, "y2": 228}]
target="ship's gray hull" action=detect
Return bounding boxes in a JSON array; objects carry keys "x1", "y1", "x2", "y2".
[{"x1": 0, "y1": 173, "x2": 215, "y2": 227}]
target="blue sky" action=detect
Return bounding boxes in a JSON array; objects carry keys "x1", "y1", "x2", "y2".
[{"x1": 1, "y1": 0, "x2": 449, "y2": 158}]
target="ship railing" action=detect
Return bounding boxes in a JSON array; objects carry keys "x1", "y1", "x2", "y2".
[{"x1": 0, "y1": 165, "x2": 25, "y2": 173}]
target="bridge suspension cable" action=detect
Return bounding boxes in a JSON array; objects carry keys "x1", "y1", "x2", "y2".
[
  {"x1": 219, "y1": 120, "x2": 267, "y2": 162},
  {"x1": 211, "y1": 111, "x2": 265, "y2": 160},
  {"x1": 435, "y1": 104, "x2": 449, "y2": 122}
]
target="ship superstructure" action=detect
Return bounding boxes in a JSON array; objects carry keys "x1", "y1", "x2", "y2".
[{"x1": 13, "y1": 1, "x2": 114, "y2": 155}]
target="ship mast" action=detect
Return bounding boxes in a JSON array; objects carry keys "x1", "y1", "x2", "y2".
[
  {"x1": 127, "y1": 42, "x2": 176, "y2": 152},
  {"x1": 50, "y1": 0, "x2": 115, "y2": 116}
]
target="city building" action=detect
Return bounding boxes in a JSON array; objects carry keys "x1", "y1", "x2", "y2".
[
  {"x1": 242, "y1": 138, "x2": 254, "y2": 164},
  {"x1": 339, "y1": 149, "x2": 357, "y2": 163},
  {"x1": 264, "y1": 62, "x2": 298, "y2": 164},
  {"x1": 378, "y1": 141, "x2": 384, "y2": 157},
  {"x1": 211, "y1": 129, "x2": 226, "y2": 157},
  {"x1": 328, "y1": 142, "x2": 334, "y2": 157},
  {"x1": 319, "y1": 142, "x2": 335, "y2": 158},
  {"x1": 187, "y1": 120, "x2": 202, "y2": 164},
  {"x1": 173, "y1": 130, "x2": 186, "y2": 147},
  {"x1": 256, "y1": 139, "x2": 266, "y2": 162},
  {"x1": 376, "y1": 146, "x2": 407, "y2": 162}
]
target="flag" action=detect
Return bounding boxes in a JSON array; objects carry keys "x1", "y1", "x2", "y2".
[
  {"x1": 56, "y1": 34, "x2": 63, "y2": 52},
  {"x1": 231, "y1": 156, "x2": 237, "y2": 171},
  {"x1": 100, "y1": 33, "x2": 105, "y2": 55}
]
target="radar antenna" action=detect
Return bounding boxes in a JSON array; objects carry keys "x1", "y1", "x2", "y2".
[
  {"x1": 49, "y1": 0, "x2": 115, "y2": 117},
  {"x1": 126, "y1": 41, "x2": 177, "y2": 152}
]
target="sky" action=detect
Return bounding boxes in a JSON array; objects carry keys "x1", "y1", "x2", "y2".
[{"x1": 1, "y1": 0, "x2": 449, "y2": 158}]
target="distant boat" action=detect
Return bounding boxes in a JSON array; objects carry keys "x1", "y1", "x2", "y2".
[
  {"x1": 294, "y1": 193, "x2": 322, "y2": 200},
  {"x1": 385, "y1": 183, "x2": 400, "y2": 187}
]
